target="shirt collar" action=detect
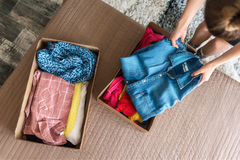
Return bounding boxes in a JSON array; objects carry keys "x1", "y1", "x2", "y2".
[{"x1": 167, "y1": 51, "x2": 203, "y2": 89}]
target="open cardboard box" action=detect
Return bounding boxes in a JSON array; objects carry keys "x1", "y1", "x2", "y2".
[
  {"x1": 97, "y1": 22, "x2": 196, "y2": 133},
  {"x1": 15, "y1": 38, "x2": 100, "y2": 149}
]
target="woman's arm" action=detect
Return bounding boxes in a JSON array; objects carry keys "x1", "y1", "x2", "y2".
[
  {"x1": 192, "y1": 43, "x2": 240, "y2": 85},
  {"x1": 170, "y1": 0, "x2": 206, "y2": 48}
]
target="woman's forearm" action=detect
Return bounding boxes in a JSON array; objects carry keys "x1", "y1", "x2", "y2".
[
  {"x1": 210, "y1": 43, "x2": 240, "y2": 68},
  {"x1": 170, "y1": 0, "x2": 206, "y2": 48},
  {"x1": 177, "y1": 0, "x2": 206, "y2": 30}
]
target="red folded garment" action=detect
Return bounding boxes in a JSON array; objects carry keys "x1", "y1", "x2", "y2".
[
  {"x1": 115, "y1": 91, "x2": 137, "y2": 116},
  {"x1": 103, "y1": 76, "x2": 124, "y2": 108}
]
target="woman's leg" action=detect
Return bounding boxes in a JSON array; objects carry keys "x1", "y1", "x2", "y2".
[
  {"x1": 191, "y1": 21, "x2": 212, "y2": 46},
  {"x1": 191, "y1": 21, "x2": 231, "y2": 57},
  {"x1": 201, "y1": 38, "x2": 231, "y2": 57}
]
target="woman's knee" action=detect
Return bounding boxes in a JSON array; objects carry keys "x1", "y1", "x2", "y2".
[
  {"x1": 213, "y1": 38, "x2": 231, "y2": 50},
  {"x1": 202, "y1": 38, "x2": 231, "y2": 56}
]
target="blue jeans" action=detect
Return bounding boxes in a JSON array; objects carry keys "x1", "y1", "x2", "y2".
[{"x1": 120, "y1": 39, "x2": 203, "y2": 121}]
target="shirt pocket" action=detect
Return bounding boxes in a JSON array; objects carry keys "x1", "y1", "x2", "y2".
[{"x1": 132, "y1": 90, "x2": 154, "y2": 114}]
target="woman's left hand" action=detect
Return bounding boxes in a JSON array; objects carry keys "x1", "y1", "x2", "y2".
[{"x1": 191, "y1": 62, "x2": 216, "y2": 86}]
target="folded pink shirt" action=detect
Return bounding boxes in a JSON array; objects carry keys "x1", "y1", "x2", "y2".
[
  {"x1": 103, "y1": 76, "x2": 124, "y2": 108},
  {"x1": 22, "y1": 69, "x2": 74, "y2": 145}
]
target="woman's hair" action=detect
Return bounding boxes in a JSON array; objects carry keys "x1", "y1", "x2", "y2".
[{"x1": 205, "y1": 0, "x2": 240, "y2": 40}]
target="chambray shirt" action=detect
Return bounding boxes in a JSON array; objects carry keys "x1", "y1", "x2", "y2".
[{"x1": 120, "y1": 39, "x2": 203, "y2": 121}]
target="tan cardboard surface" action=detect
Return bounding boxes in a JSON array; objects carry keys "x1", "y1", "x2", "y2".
[{"x1": 0, "y1": 0, "x2": 240, "y2": 159}]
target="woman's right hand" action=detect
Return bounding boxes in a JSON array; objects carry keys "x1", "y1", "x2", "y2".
[{"x1": 170, "y1": 26, "x2": 187, "y2": 49}]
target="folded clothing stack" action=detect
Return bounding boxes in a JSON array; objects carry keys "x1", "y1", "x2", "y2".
[
  {"x1": 103, "y1": 27, "x2": 164, "y2": 124},
  {"x1": 22, "y1": 41, "x2": 97, "y2": 147},
  {"x1": 120, "y1": 39, "x2": 203, "y2": 121},
  {"x1": 103, "y1": 26, "x2": 202, "y2": 123}
]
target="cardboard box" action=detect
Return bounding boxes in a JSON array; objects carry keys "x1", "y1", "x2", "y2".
[
  {"x1": 97, "y1": 22, "x2": 196, "y2": 133},
  {"x1": 15, "y1": 38, "x2": 100, "y2": 149}
]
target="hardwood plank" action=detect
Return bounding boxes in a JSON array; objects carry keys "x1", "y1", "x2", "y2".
[
  {"x1": 0, "y1": 36, "x2": 26, "y2": 68},
  {"x1": 0, "y1": 0, "x2": 13, "y2": 15},
  {"x1": 0, "y1": 59, "x2": 14, "y2": 85},
  {"x1": 20, "y1": 0, "x2": 61, "y2": 19},
  {"x1": 2, "y1": 0, "x2": 18, "y2": 7},
  {"x1": 9, "y1": 2, "x2": 50, "y2": 34},
  {"x1": 0, "y1": 13, "x2": 24, "y2": 42},
  {"x1": 13, "y1": 28, "x2": 38, "y2": 51}
]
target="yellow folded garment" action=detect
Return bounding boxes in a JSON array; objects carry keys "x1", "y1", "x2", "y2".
[
  {"x1": 128, "y1": 112, "x2": 143, "y2": 123},
  {"x1": 64, "y1": 82, "x2": 83, "y2": 138},
  {"x1": 118, "y1": 84, "x2": 127, "y2": 100}
]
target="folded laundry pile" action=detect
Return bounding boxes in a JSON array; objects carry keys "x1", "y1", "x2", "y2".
[
  {"x1": 22, "y1": 42, "x2": 97, "y2": 147},
  {"x1": 103, "y1": 27, "x2": 164, "y2": 125},
  {"x1": 103, "y1": 27, "x2": 203, "y2": 123},
  {"x1": 121, "y1": 39, "x2": 203, "y2": 121}
]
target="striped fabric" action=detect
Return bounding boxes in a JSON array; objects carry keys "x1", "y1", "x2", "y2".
[{"x1": 22, "y1": 69, "x2": 74, "y2": 145}]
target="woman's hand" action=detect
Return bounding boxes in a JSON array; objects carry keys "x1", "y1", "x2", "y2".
[
  {"x1": 191, "y1": 42, "x2": 240, "y2": 86},
  {"x1": 169, "y1": 0, "x2": 206, "y2": 48},
  {"x1": 191, "y1": 62, "x2": 216, "y2": 86},
  {"x1": 170, "y1": 26, "x2": 187, "y2": 48}
]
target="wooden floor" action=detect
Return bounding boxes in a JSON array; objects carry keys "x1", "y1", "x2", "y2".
[{"x1": 0, "y1": 0, "x2": 62, "y2": 88}]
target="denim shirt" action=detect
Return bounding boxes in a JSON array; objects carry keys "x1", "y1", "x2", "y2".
[{"x1": 120, "y1": 39, "x2": 203, "y2": 121}]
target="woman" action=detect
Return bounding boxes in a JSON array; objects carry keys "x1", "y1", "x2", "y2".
[{"x1": 170, "y1": 0, "x2": 240, "y2": 85}]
